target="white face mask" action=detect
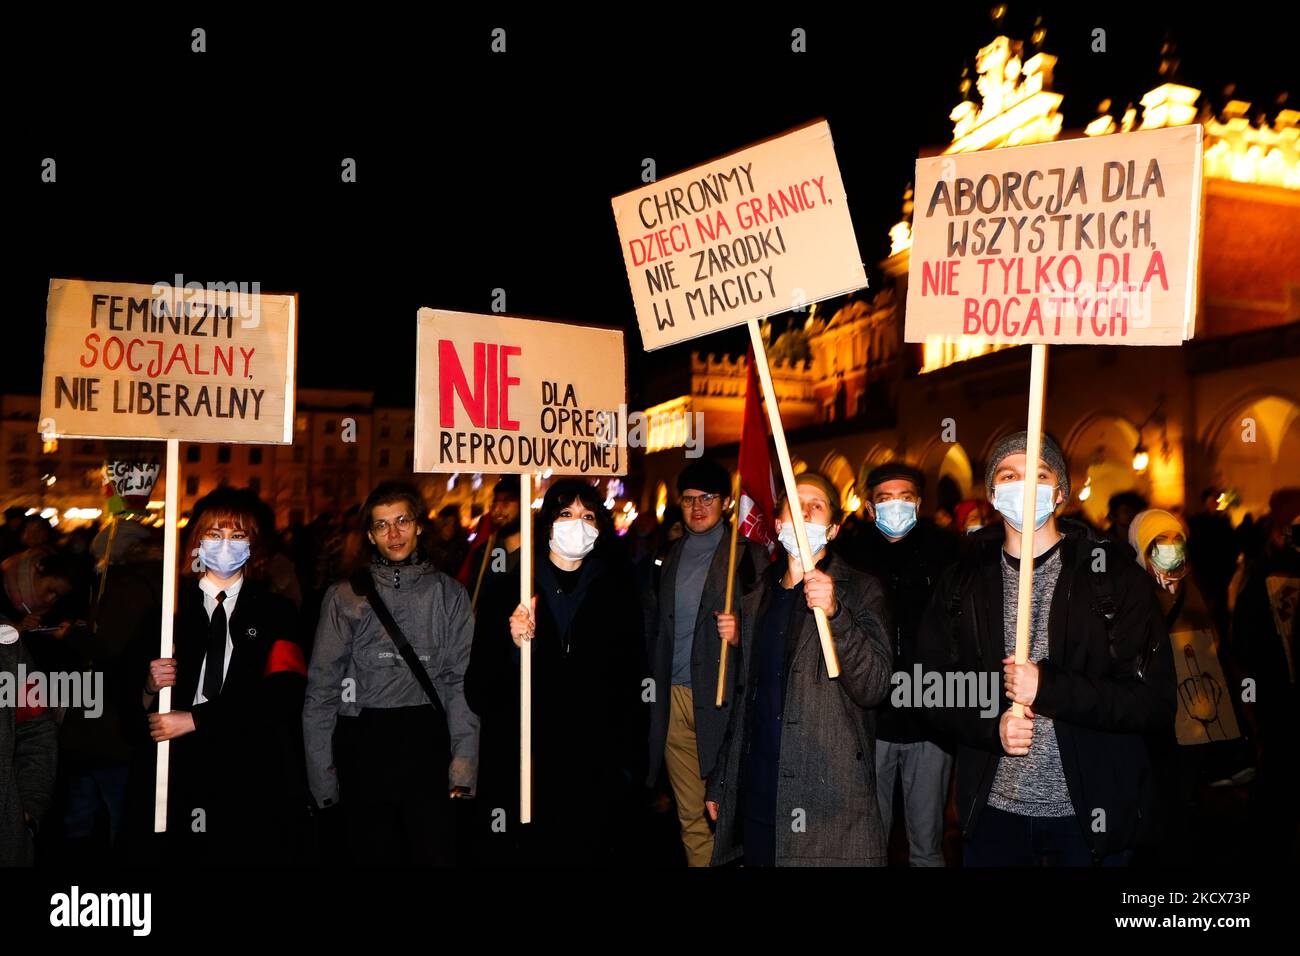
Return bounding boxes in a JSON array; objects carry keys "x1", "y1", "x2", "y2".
[
  {"x1": 551, "y1": 517, "x2": 599, "y2": 561},
  {"x1": 776, "y1": 519, "x2": 830, "y2": 572}
]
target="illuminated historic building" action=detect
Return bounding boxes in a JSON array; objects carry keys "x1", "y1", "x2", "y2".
[{"x1": 636, "y1": 30, "x2": 1300, "y2": 530}]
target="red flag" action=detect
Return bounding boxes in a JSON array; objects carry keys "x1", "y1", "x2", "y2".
[
  {"x1": 457, "y1": 511, "x2": 495, "y2": 585},
  {"x1": 737, "y1": 344, "x2": 778, "y2": 550}
]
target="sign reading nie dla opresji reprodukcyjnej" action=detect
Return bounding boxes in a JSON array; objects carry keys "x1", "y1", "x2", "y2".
[
  {"x1": 905, "y1": 124, "x2": 1204, "y2": 346},
  {"x1": 414, "y1": 309, "x2": 627, "y2": 476},
  {"x1": 40, "y1": 278, "x2": 298, "y2": 443},
  {"x1": 612, "y1": 120, "x2": 867, "y2": 350}
]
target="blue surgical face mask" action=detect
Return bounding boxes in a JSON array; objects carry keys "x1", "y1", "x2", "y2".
[
  {"x1": 200, "y1": 538, "x2": 251, "y2": 577},
  {"x1": 874, "y1": 499, "x2": 918, "y2": 539},
  {"x1": 777, "y1": 520, "x2": 829, "y2": 564},
  {"x1": 992, "y1": 481, "x2": 1058, "y2": 532}
]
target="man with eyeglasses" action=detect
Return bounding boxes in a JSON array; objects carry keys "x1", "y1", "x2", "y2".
[
  {"x1": 303, "y1": 481, "x2": 479, "y2": 865},
  {"x1": 647, "y1": 458, "x2": 767, "y2": 866}
]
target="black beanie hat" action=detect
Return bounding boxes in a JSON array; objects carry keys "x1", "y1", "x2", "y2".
[
  {"x1": 865, "y1": 461, "x2": 926, "y2": 494},
  {"x1": 676, "y1": 458, "x2": 731, "y2": 497}
]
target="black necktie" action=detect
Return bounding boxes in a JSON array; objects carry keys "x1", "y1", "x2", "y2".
[{"x1": 203, "y1": 590, "x2": 227, "y2": 701}]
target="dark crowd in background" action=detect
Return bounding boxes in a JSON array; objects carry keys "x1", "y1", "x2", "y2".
[{"x1": 0, "y1": 457, "x2": 1296, "y2": 868}]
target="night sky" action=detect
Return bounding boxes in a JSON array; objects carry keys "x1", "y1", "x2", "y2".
[{"x1": 12, "y1": 8, "x2": 1296, "y2": 411}]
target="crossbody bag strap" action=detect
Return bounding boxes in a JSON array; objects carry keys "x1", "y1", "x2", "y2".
[{"x1": 350, "y1": 571, "x2": 446, "y2": 716}]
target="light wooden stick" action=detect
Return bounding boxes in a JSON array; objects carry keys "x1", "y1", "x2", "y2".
[
  {"x1": 519, "y1": 474, "x2": 533, "y2": 824},
  {"x1": 717, "y1": 470, "x2": 742, "y2": 708},
  {"x1": 154, "y1": 439, "x2": 180, "y2": 833},
  {"x1": 1012, "y1": 343, "x2": 1049, "y2": 719},
  {"x1": 746, "y1": 319, "x2": 839, "y2": 678},
  {"x1": 471, "y1": 532, "x2": 496, "y2": 611}
]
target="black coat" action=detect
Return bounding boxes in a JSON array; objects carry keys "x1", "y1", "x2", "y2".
[
  {"x1": 645, "y1": 531, "x2": 767, "y2": 784},
  {"x1": 157, "y1": 578, "x2": 309, "y2": 865},
  {"x1": 916, "y1": 521, "x2": 1175, "y2": 860},
  {"x1": 465, "y1": 549, "x2": 648, "y2": 865},
  {"x1": 838, "y1": 518, "x2": 959, "y2": 744}
]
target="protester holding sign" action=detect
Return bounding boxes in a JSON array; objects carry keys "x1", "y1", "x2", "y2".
[
  {"x1": 143, "y1": 487, "x2": 309, "y2": 865},
  {"x1": 466, "y1": 478, "x2": 647, "y2": 866},
  {"x1": 916, "y1": 433, "x2": 1174, "y2": 866},
  {"x1": 646, "y1": 458, "x2": 768, "y2": 866},
  {"x1": 706, "y1": 471, "x2": 892, "y2": 866},
  {"x1": 303, "y1": 481, "x2": 479, "y2": 866}
]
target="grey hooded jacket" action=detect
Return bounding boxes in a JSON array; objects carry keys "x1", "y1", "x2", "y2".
[{"x1": 303, "y1": 558, "x2": 479, "y2": 806}]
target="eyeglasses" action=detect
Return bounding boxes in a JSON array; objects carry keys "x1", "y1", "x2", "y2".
[
  {"x1": 371, "y1": 514, "x2": 416, "y2": 535},
  {"x1": 201, "y1": 529, "x2": 250, "y2": 542},
  {"x1": 680, "y1": 493, "x2": 721, "y2": 508}
]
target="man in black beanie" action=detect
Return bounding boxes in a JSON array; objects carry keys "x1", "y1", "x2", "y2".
[
  {"x1": 647, "y1": 457, "x2": 768, "y2": 865},
  {"x1": 916, "y1": 431, "x2": 1174, "y2": 866},
  {"x1": 839, "y1": 460, "x2": 959, "y2": 865}
]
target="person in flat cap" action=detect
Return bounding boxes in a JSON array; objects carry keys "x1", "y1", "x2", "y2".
[
  {"x1": 646, "y1": 457, "x2": 768, "y2": 866},
  {"x1": 916, "y1": 431, "x2": 1174, "y2": 866},
  {"x1": 839, "y1": 460, "x2": 959, "y2": 866}
]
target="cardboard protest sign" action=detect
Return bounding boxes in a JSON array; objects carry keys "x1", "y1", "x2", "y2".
[
  {"x1": 414, "y1": 309, "x2": 627, "y2": 476},
  {"x1": 40, "y1": 278, "x2": 297, "y2": 444},
  {"x1": 612, "y1": 120, "x2": 867, "y2": 351},
  {"x1": 1266, "y1": 575, "x2": 1299, "y2": 683},
  {"x1": 103, "y1": 460, "x2": 162, "y2": 514},
  {"x1": 905, "y1": 125, "x2": 1204, "y2": 346},
  {"x1": 1171, "y1": 629, "x2": 1241, "y2": 745}
]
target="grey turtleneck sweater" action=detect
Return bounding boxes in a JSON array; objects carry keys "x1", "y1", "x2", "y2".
[{"x1": 672, "y1": 522, "x2": 725, "y2": 687}]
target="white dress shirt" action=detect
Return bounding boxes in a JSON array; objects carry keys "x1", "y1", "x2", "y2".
[{"x1": 193, "y1": 574, "x2": 244, "y2": 706}]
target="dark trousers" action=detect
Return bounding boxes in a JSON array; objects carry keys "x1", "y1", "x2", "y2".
[
  {"x1": 335, "y1": 705, "x2": 454, "y2": 866},
  {"x1": 964, "y1": 806, "x2": 1132, "y2": 867},
  {"x1": 741, "y1": 814, "x2": 776, "y2": 867}
]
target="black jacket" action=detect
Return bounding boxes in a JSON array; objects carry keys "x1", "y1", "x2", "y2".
[
  {"x1": 155, "y1": 577, "x2": 309, "y2": 864},
  {"x1": 645, "y1": 531, "x2": 767, "y2": 784},
  {"x1": 838, "y1": 518, "x2": 959, "y2": 744},
  {"x1": 916, "y1": 520, "x2": 1175, "y2": 860},
  {"x1": 465, "y1": 550, "x2": 648, "y2": 864}
]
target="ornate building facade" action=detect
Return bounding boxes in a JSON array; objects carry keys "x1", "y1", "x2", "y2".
[{"x1": 635, "y1": 31, "x2": 1300, "y2": 530}]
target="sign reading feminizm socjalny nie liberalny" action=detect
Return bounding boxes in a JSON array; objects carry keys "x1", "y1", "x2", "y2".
[{"x1": 40, "y1": 278, "x2": 298, "y2": 444}]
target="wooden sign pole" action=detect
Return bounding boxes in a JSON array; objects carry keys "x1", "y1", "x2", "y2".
[
  {"x1": 716, "y1": 470, "x2": 743, "y2": 708},
  {"x1": 471, "y1": 532, "x2": 496, "y2": 611},
  {"x1": 746, "y1": 319, "x2": 839, "y2": 678},
  {"x1": 1011, "y1": 343, "x2": 1049, "y2": 719},
  {"x1": 519, "y1": 474, "x2": 533, "y2": 824},
  {"x1": 153, "y1": 438, "x2": 180, "y2": 833}
]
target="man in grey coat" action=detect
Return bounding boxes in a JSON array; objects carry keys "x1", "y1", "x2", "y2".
[
  {"x1": 303, "y1": 481, "x2": 478, "y2": 865},
  {"x1": 1, "y1": 626, "x2": 58, "y2": 867},
  {"x1": 707, "y1": 471, "x2": 893, "y2": 866},
  {"x1": 647, "y1": 458, "x2": 768, "y2": 866}
]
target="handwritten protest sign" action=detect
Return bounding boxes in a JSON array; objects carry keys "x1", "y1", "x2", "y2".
[
  {"x1": 40, "y1": 278, "x2": 297, "y2": 444},
  {"x1": 414, "y1": 308, "x2": 627, "y2": 476},
  {"x1": 905, "y1": 125, "x2": 1204, "y2": 346},
  {"x1": 612, "y1": 120, "x2": 867, "y2": 351}
]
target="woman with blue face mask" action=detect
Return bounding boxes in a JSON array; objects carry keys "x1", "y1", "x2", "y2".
[{"x1": 143, "y1": 486, "x2": 308, "y2": 865}]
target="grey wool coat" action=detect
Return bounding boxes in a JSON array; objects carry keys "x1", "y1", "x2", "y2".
[
  {"x1": 706, "y1": 552, "x2": 893, "y2": 866},
  {"x1": 1, "y1": 638, "x2": 58, "y2": 866}
]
